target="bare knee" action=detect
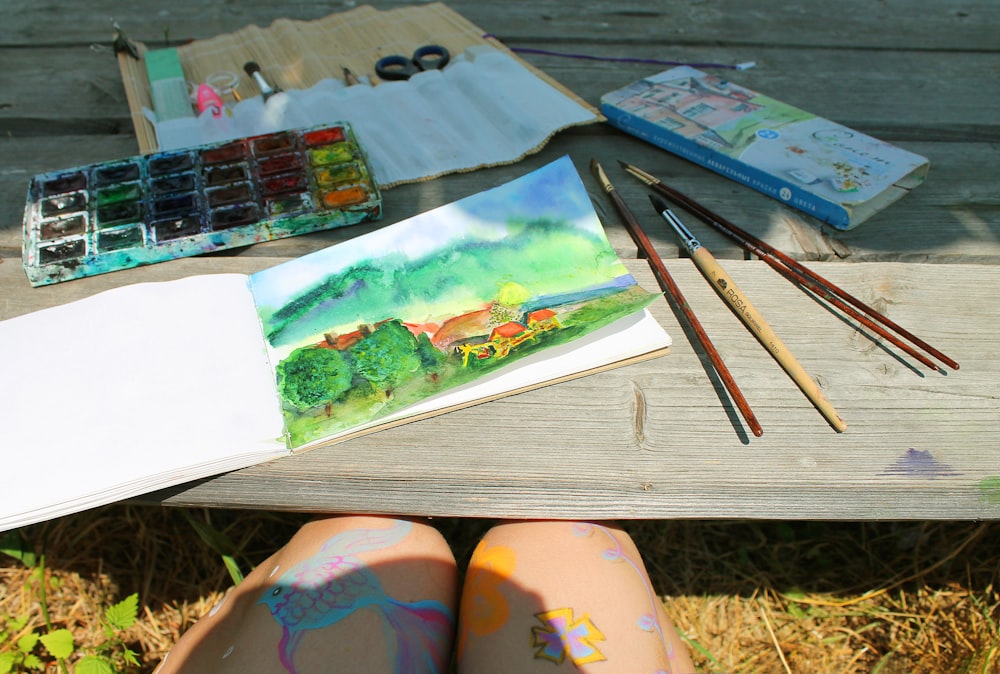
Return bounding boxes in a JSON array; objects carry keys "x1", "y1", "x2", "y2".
[
  {"x1": 456, "y1": 520, "x2": 693, "y2": 673},
  {"x1": 161, "y1": 516, "x2": 459, "y2": 674}
]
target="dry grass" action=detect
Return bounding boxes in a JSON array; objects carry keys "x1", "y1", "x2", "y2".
[{"x1": 2, "y1": 507, "x2": 998, "y2": 673}]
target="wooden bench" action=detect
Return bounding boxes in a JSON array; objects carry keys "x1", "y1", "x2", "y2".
[{"x1": 2, "y1": 0, "x2": 997, "y2": 520}]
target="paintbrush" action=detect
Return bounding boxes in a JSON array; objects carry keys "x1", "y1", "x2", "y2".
[
  {"x1": 650, "y1": 195, "x2": 848, "y2": 433},
  {"x1": 591, "y1": 159, "x2": 763, "y2": 437},
  {"x1": 620, "y1": 160, "x2": 958, "y2": 372},
  {"x1": 111, "y1": 18, "x2": 139, "y2": 60},
  {"x1": 243, "y1": 61, "x2": 283, "y2": 102}
]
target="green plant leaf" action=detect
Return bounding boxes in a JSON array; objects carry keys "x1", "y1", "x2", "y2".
[
  {"x1": 22, "y1": 653, "x2": 43, "y2": 670},
  {"x1": 123, "y1": 647, "x2": 141, "y2": 667},
  {"x1": 0, "y1": 652, "x2": 16, "y2": 674},
  {"x1": 75, "y1": 656, "x2": 115, "y2": 674},
  {"x1": 222, "y1": 555, "x2": 245, "y2": 586},
  {"x1": 181, "y1": 512, "x2": 245, "y2": 584},
  {"x1": 0, "y1": 531, "x2": 36, "y2": 568},
  {"x1": 39, "y1": 629, "x2": 74, "y2": 660},
  {"x1": 16, "y1": 632, "x2": 40, "y2": 653},
  {"x1": 8, "y1": 614, "x2": 30, "y2": 631},
  {"x1": 103, "y1": 593, "x2": 138, "y2": 632},
  {"x1": 787, "y1": 602, "x2": 808, "y2": 619}
]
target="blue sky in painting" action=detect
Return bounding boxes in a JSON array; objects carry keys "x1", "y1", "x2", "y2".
[
  {"x1": 248, "y1": 156, "x2": 596, "y2": 312},
  {"x1": 456, "y1": 155, "x2": 595, "y2": 224}
]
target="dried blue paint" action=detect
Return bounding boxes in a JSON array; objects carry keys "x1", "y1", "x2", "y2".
[{"x1": 881, "y1": 448, "x2": 961, "y2": 479}]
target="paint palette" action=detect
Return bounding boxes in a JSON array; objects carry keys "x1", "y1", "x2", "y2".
[{"x1": 22, "y1": 123, "x2": 382, "y2": 286}]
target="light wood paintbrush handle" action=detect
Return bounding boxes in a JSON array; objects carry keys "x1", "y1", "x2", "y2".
[{"x1": 689, "y1": 246, "x2": 848, "y2": 433}]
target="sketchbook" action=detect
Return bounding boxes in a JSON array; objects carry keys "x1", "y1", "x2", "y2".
[{"x1": 0, "y1": 157, "x2": 671, "y2": 532}]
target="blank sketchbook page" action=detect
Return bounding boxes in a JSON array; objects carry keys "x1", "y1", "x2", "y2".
[{"x1": 0, "y1": 274, "x2": 286, "y2": 531}]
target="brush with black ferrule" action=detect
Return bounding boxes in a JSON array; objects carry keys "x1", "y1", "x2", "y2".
[{"x1": 650, "y1": 195, "x2": 847, "y2": 433}]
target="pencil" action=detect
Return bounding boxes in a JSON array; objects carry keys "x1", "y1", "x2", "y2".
[
  {"x1": 650, "y1": 195, "x2": 848, "y2": 433},
  {"x1": 590, "y1": 159, "x2": 764, "y2": 437},
  {"x1": 619, "y1": 160, "x2": 959, "y2": 372},
  {"x1": 342, "y1": 66, "x2": 361, "y2": 86}
]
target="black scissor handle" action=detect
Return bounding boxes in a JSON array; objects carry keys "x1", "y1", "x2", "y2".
[
  {"x1": 412, "y1": 44, "x2": 450, "y2": 71},
  {"x1": 375, "y1": 44, "x2": 450, "y2": 81},
  {"x1": 375, "y1": 54, "x2": 418, "y2": 81}
]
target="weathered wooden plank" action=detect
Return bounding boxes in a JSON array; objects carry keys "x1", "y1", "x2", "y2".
[
  {"x1": 462, "y1": 0, "x2": 1000, "y2": 52},
  {"x1": 0, "y1": 46, "x2": 131, "y2": 136},
  {"x1": 84, "y1": 258, "x2": 994, "y2": 521},
  {"x1": 4, "y1": 136, "x2": 998, "y2": 266},
  {"x1": 4, "y1": 0, "x2": 998, "y2": 51},
  {"x1": 2, "y1": 256, "x2": 995, "y2": 519},
  {"x1": 3, "y1": 44, "x2": 999, "y2": 137}
]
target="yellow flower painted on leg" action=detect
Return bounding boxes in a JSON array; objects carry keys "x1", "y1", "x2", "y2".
[
  {"x1": 456, "y1": 540, "x2": 517, "y2": 660},
  {"x1": 531, "y1": 607, "x2": 607, "y2": 665}
]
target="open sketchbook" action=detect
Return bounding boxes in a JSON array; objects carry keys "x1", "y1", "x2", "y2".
[{"x1": 0, "y1": 157, "x2": 671, "y2": 532}]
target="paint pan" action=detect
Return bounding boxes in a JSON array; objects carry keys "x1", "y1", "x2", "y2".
[{"x1": 22, "y1": 123, "x2": 382, "y2": 286}]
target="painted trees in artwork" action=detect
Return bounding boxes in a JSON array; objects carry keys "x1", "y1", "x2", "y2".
[
  {"x1": 278, "y1": 319, "x2": 442, "y2": 412},
  {"x1": 276, "y1": 347, "x2": 354, "y2": 410},
  {"x1": 414, "y1": 331, "x2": 447, "y2": 370},
  {"x1": 350, "y1": 320, "x2": 422, "y2": 392}
]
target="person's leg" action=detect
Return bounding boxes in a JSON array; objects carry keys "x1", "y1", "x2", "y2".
[
  {"x1": 156, "y1": 515, "x2": 458, "y2": 674},
  {"x1": 456, "y1": 521, "x2": 695, "y2": 674}
]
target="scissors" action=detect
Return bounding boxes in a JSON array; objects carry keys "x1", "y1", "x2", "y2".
[{"x1": 375, "y1": 45, "x2": 451, "y2": 81}]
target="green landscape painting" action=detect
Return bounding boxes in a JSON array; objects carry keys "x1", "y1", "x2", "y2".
[{"x1": 249, "y1": 156, "x2": 657, "y2": 448}]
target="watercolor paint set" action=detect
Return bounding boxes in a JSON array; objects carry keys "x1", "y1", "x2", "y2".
[{"x1": 22, "y1": 123, "x2": 382, "y2": 286}]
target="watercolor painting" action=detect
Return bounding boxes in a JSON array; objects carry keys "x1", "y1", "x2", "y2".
[{"x1": 249, "y1": 156, "x2": 658, "y2": 448}]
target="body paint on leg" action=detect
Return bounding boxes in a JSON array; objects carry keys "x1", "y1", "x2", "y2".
[
  {"x1": 572, "y1": 523, "x2": 684, "y2": 674},
  {"x1": 456, "y1": 539, "x2": 517, "y2": 662},
  {"x1": 531, "y1": 607, "x2": 607, "y2": 665},
  {"x1": 258, "y1": 519, "x2": 454, "y2": 674}
]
